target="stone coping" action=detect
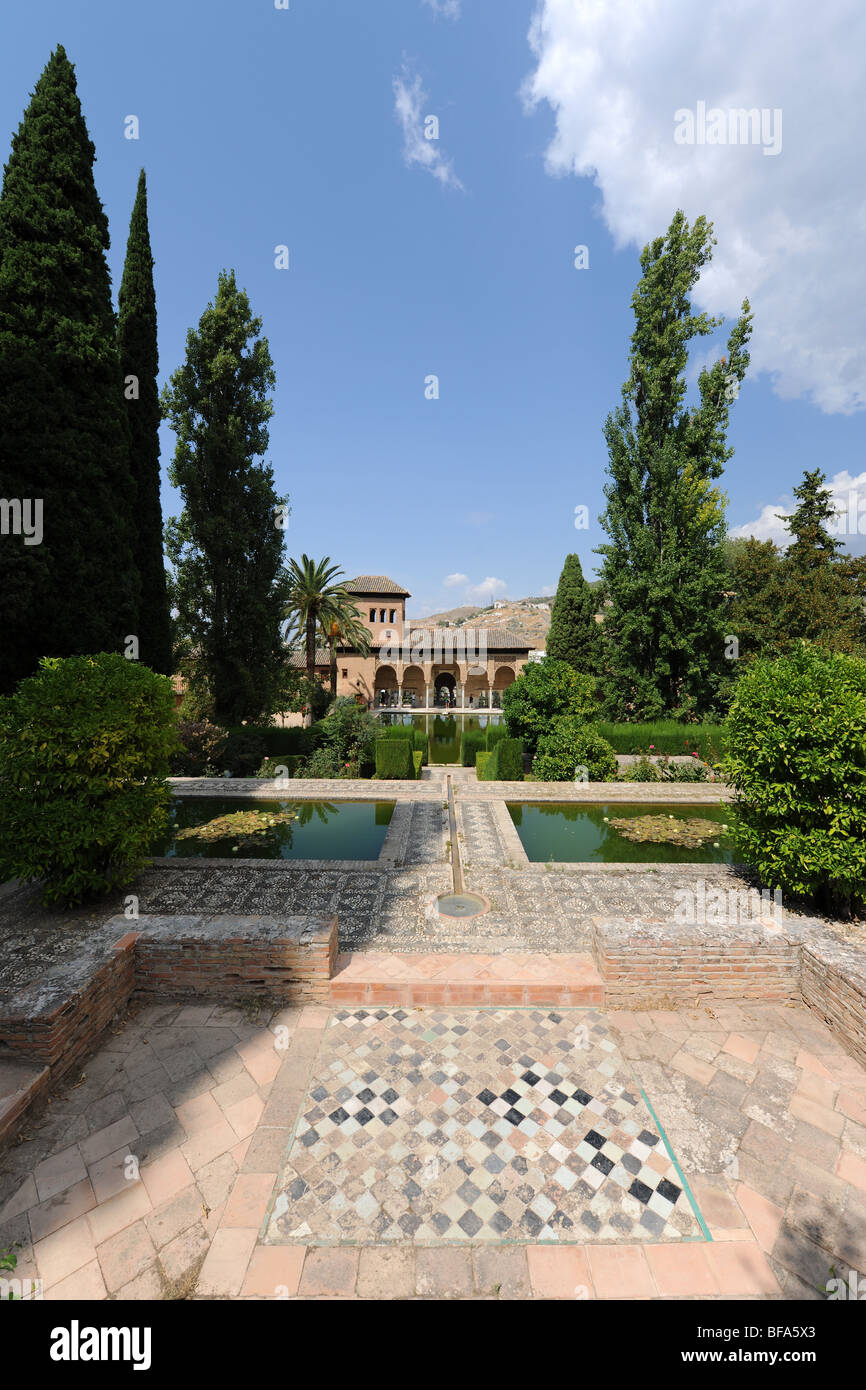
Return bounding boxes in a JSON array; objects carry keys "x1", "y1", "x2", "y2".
[{"x1": 169, "y1": 775, "x2": 733, "y2": 803}]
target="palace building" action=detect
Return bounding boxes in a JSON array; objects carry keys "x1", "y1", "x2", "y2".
[{"x1": 290, "y1": 575, "x2": 536, "y2": 709}]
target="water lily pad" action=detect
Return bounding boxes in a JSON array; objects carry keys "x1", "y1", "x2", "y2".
[
  {"x1": 608, "y1": 814, "x2": 723, "y2": 849},
  {"x1": 175, "y1": 808, "x2": 296, "y2": 850}
]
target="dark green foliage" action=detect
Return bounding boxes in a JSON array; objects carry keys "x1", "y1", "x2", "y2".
[
  {"x1": 502, "y1": 660, "x2": 597, "y2": 755},
  {"x1": 546, "y1": 554, "x2": 601, "y2": 673},
  {"x1": 774, "y1": 470, "x2": 862, "y2": 655},
  {"x1": 374, "y1": 739, "x2": 414, "y2": 779},
  {"x1": 222, "y1": 729, "x2": 268, "y2": 778},
  {"x1": 724, "y1": 644, "x2": 866, "y2": 916},
  {"x1": 412, "y1": 750, "x2": 424, "y2": 779},
  {"x1": 532, "y1": 720, "x2": 617, "y2": 782},
  {"x1": 475, "y1": 751, "x2": 492, "y2": 779},
  {"x1": 318, "y1": 698, "x2": 380, "y2": 771},
  {"x1": 0, "y1": 47, "x2": 139, "y2": 693},
  {"x1": 723, "y1": 538, "x2": 783, "y2": 663},
  {"x1": 596, "y1": 722, "x2": 726, "y2": 760},
  {"x1": 377, "y1": 723, "x2": 428, "y2": 764},
  {"x1": 170, "y1": 720, "x2": 229, "y2": 775},
  {"x1": 485, "y1": 723, "x2": 509, "y2": 749},
  {"x1": 118, "y1": 170, "x2": 172, "y2": 676},
  {"x1": 596, "y1": 211, "x2": 752, "y2": 719},
  {"x1": 480, "y1": 738, "x2": 524, "y2": 781},
  {"x1": 256, "y1": 753, "x2": 303, "y2": 778},
  {"x1": 228, "y1": 724, "x2": 315, "y2": 758},
  {"x1": 0, "y1": 653, "x2": 176, "y2": 904},
  {"x1": 460, "y1": 728, "x2": 486, "y2": 766},
  {"x1": 162, "y1": 270, "x2": 289, "y2": 724}
]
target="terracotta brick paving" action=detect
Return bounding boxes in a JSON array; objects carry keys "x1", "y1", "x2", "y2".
[{"x1": 1, "y1": 994, "x2": 864, "y2": 1300}]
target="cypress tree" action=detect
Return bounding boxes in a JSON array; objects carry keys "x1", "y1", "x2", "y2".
[
  {"x1": 596, "y1": 211, "x2": 752, "y2": 719},
  {"x1": 0, "y1": 46, "x2": 138, "y2": 693},
  {"x1": 776, "y1": 469, "x2": 861, "y2": 653},
  {"x1": 546, "y1": 553, "x2": 601, "y2": 673},
  {"x1": 118, "y1": 170, "x2": 172, "y2": 675},
  {"x1": 162, "y1": 270, "x2": 289, "y2": 724}
]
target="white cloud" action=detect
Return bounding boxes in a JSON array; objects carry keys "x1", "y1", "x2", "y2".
[
  {"x1": 467, "y1": 576, "x2": 508, "y2": 602},
  {"x1": 731, "y1": 470, "x2": 866, "y2": 548},
  {"x1": 422, "y1": 0, "x2": 461, "y2": 18},
  {"x1": 444, "y1": 572, "x2": 469, "y2": 587},
  {"x1": 393, "y1": 61, "x2": 464, "y2": 190},
  {"x1": 523, "y1": 0, "x2": 866, "y2": 414}
]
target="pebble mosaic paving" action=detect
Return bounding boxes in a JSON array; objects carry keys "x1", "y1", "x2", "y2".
[{"x1": 265, "y1": 1007, "x2": 701, "y2": 1246}]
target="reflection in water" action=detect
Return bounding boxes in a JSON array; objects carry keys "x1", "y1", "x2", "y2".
[
  {"x1": 152, "y1": 799, "x2": 395, "y2": 861},
  {"x1": 378, "y1": 713, "x2": 502, "y2": 765},
  {"x1": 507, "y1": 802, "x2": 734, "y2": 864}
]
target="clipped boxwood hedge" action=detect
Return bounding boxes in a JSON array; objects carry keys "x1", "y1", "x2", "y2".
[
  {"x1": 485, "y1": 722, "x2": 509, "y2": 749},
  {"x1": 0, "y1": 653, "x2": 177, "y2": 906},
  {"x1": 597, "y1": 722, "x2": 725, "y2": 761},
  {"x1": 479, "y1": 737, "x2": 524, "y2": 781},
  {"x1": 460, "y1": 728, "x2": 486, "y2": 766},
  {"x1": 412, "y1": 750, "x2": 424, "y2": 779},
  {"x1": 374, "y1": 738, "x2": 414, "y2": 779},
  {"x1": 377, "y1": 723, "x2": 429, "y2": 765},
  {"x1": 475, "y1": 751, "x2": 492, "y2": 779}
]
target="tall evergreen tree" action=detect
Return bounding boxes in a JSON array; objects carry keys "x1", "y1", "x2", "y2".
[
  {"x1": 546, "y1": 553, "x2": 601, "y2": 673},
  {"x1": 775, "y1": 469, "x2": 861, "y2": 653},
  {"x1": 0, "y1": 46, "x2": 138, "y2": 693},
  {"x1": 118, "y1": 170, "x2": 172, "y2": 675},
  {"x1": 162, "y1": 270, "x2": 289, "y2": 724},
  {"x1": 596, "y1": 211, "x2": 752, "y2": 719}
]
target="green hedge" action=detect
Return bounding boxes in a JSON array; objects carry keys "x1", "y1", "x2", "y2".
[
  {"x1": 475, "y1": 751, "x2": 492, "y2": 779},
  {"x1": 485, "y1": 722, "x2": 509, "y2": 749},
  {"x1": 228, "y1": 724, "x2": 317, "y2": 757},
  {"x1": 479, "y1": 737, "x2": 524, "y2": 781},
  {"x1": 461, "y1": 728, "x2": 486, "y2": 766},
  {"x1": 597, "y1": 722, "x2": 726, "y2": 760},
  {"x1": 377, "y1": 723, "x2": 428, "y2": 765},
  {"x1": 374, "y1": 739, "x2": 414, "y2": 779},
  {"x1": 412, "y1": 750, "x2": 424, "y2": 779}
]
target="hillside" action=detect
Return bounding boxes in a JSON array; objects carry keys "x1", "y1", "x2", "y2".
[{"x1": 416, "y1": 597, "x2": 554, "y2": 646}]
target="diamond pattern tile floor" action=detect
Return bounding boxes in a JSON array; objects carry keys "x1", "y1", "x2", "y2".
[{"x1": 265, "y1": 1007, "x2": 700, "y2": 1245}]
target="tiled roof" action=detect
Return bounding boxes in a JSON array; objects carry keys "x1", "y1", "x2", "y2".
[
  {"x1": 405, "y1": 627, "x2": 535, "y2": 651},
  {"x1": 287, "y1": 648, "x2": 330, "y2": 668},
  {"x1": 346, "y1": 575, "x2": 411, "y2": 597}
]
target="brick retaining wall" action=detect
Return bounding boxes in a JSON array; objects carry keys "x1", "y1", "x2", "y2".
[
  {"x1": 801, "y1": 939, "x2": 866, "y2": 1072},
  {"x1": 592, "y1": 918, "x2": 802, "y2": 1008}
]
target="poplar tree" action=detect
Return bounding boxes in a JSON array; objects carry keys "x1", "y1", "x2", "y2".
[
  {"x1": 162, "y1": 271, "x2": 289, "y2": 724},
  {"x1": 118, "y1": 170, "x2": 172, "y2": 674},
  {"x1": 0, "y1": 46, "x2": 138, "y2": 693},
  {"x1": 546, "y1": 553, "x2": 601, "y2": 674},
  {"x1": 596, "y1": 211, "x2": 752, "y2": 719}
]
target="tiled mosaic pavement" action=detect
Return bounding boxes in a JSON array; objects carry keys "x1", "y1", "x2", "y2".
[
  {"x1": 2, "y1": 997, "x2": 866, "y2": 1298},
  {"x1": 265, "y1": 1008, "x2": 700, "y2": 1245}
]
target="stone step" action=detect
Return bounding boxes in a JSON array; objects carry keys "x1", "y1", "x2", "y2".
[
  {"x1": 329, "y1": 951, "x2": 603, "y2": 1007},
  {"x1": 0, "y1": 1052, "x2": 49, "y2": 1145}
]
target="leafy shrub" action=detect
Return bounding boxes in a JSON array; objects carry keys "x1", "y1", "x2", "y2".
[
  {"x1": 617, "y1": 754, "x2": 661, "y2": 782},
  {"x1": 724, "y1": 644, "x2": 866, "y2": 915},
  {"x1": 502, "y1": 660, "x2": 597, "y2": 755},
  {"x1": 319, "y1": 698, "x2": 379, "y2": 771},
  {"x1": 480, "y1": 737, "x2": 524, "y2": 781},
  {"x1": 298, "y1": 746, "x2": 359, "y2": 778},
  {"x1": 171, "y1": 720, "x2": 229, "y2": 776},
  {"x1": 374, "y1": 739, "x2": 414, "y2": 779},
  {"x1": 255, "y1": 754, "x2": 303, "y2": 778},
  {"x1": 475, "y1": 751, "x2": 492, "y2": 779},
  {"x1": 222, "y1": 729, "x2": 268, "y2": 777},
  {"x1": 0, "y1": 653, "x2": 177, "y2": 906},
  {"x1": 460, "y1": 728, "x2": 486, "y2": 766},
  {"x1": 533, "y1": 719, "x2": 617, "y2": 781}
]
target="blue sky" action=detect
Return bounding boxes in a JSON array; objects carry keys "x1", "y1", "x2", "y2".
[{"x1": 1, "y1": 0, "x2": 864, "y2": 617}]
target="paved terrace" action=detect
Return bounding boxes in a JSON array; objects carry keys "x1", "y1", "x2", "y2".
[{"x1": 1, "y1": 995, "x2": 864, "y2": 1299}]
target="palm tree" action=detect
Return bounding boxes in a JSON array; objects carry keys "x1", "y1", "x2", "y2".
[
  {"x1": 283, "y1": 555, "x2": 348, "y2": 682},
  {"x1": 321, "y1": 605, "x2": 372, "y2": 699}
]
